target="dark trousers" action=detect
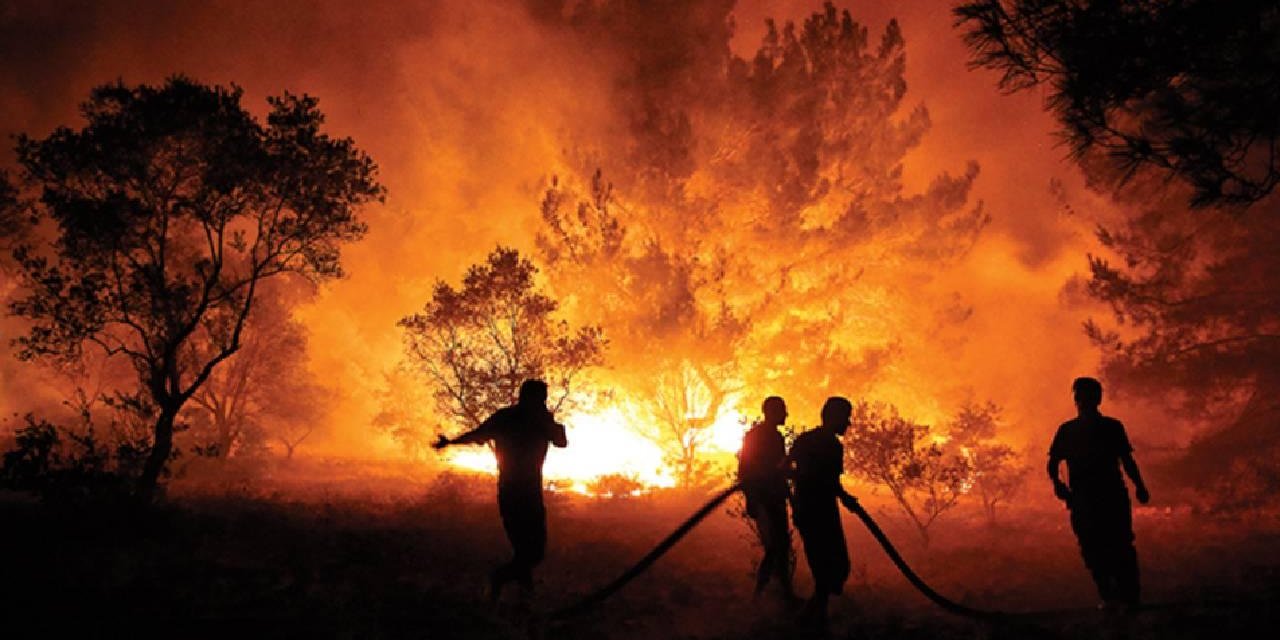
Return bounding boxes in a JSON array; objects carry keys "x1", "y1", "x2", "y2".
[
  {"x1": 795, "y1": 501, "x2": 850, "y2": 597},
  {"x1": 1070, "y1": 492, "x2": 1140, "y2": 605},
  {"x1": 494, "y1": 487, "x2": 547, "y2": 589},
  {"x1": 748, "y1": 494, "x2": 793, "y2": 593}
]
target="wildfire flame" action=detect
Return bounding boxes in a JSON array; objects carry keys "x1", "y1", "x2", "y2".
[{"x1": 440, "y1": 402, "x2": 750, "y2": 494}]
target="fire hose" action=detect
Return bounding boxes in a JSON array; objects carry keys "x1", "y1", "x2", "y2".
[
  {"x1": 550, "y1": 483, "x2": 742, "y2": 619},
  {"x1": 550, "y1": 483, "x2": 1001, "y2": 621}
]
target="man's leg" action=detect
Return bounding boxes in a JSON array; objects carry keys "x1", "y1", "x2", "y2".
[
  {"x1": 1071, "y1": 505, "x2": 1116, "y2": 604},
  {"x1": 1113, "y1": 542, "x2": 1140, "y2": 606},
  {"x1": 517, "y1": 506, "x2": 547, "y2": 589},
  {"x1": 1113, "y1": 500, "x2": 1140, "y2": 606},
  {"x1": 750, "y1": 501, "x2": 773, "y2": 594},
  {"x1": 1092, "y1": 495, "x2": 1140, "y2": 608},
  {"x1": 799, "y1": 515, "x2": 847, "y2": 631},
  {"x1": 491, "y1": 505, "x2": 521, "y2": 602},
  {"x1": 796, "y1": 521, "x2": 823, "y2": 624},
  {"x1": 766, "y1": 501, "x2": 797, "y2": 600},
  {"x1": 504, "y1": 497, "x2": 547, "y2": 591},
  {"x1": 494, "y1": 490, "x2": 545, "y2": 600}
]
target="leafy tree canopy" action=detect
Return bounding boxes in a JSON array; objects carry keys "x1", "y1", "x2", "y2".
[
  {"x1": 8, "y1": 76, "x2": 382, "y2": 500},
  {"x1": 956, "y1": 0, "x2": 1280, "y2": 208},
  {"x1": 394, "y1": 246, "x2": 605, "y2": 441}
]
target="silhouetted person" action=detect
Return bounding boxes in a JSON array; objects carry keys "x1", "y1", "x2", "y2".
[
  {"x1": 738, "y1": 396, "x2": 797, "y2": 603},
  {"x1": 1048, "y1": 377, "x2": 1149, "y2": 611},
  {"x1": 790, "y1": 396, "x2": 858, "y2": 629},
  {"x1": 434, "y1": 379, "x2": 567, "y2": 602}
]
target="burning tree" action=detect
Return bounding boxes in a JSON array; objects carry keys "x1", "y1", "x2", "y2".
[
  {"x1": 948, "y1": 401, "x2": 1028, "y2": 524},
  {"x1": 7, "y1": 77, "x2": 382, "y2": 502},
  {"x1": 534, "y1": 1, "x2": 988, "y2": 461},
  {"x1": 844, "y1": 401, "x2": 972, "y2": 545},
  {"x1": 393, "y1": 246, "x2": 604, "y2": 443},
  {"x1": 631, "y1": 361, "x2": 739, "y2": 488},
  {"x1": 536, "y1": 172, "x2": 745, "y2": 486}
]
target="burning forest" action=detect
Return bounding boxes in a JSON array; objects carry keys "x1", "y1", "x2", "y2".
[{"x1": 1, "y1": 1, "x2": 1279, "y2": 638}]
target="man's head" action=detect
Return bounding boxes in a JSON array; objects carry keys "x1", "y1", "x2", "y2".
[
  {"x1": 1072, "y1": 377, "x2": 1103, "y2": 412},
  {"x1": 821, "y1": 396, "x2": 853, "y2": 435},
  {"x1": 762, "y1": 396, "x2": 788, "y2": 426},
  {"x1": 518, "y1": 379, "x2": 549, "y2": 407}
]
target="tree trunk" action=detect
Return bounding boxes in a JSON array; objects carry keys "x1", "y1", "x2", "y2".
[
  {"x1": 215, "y1": 411, "x2": 233, "y2": 459},
  {"x1": 136, "y1": 404, "x2": 179, "y2": 505},
  {"x1": 890, "y1": 487, "x2": 931, "y2": 547},
  {"x1": 916, "y1": 521, "x2": 931, "y2": 548}
]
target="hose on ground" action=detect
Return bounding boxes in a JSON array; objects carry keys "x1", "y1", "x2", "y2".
[
  {"x1": 842, "y1": 497, "x2": 1000, "y2": 619},
  {"x1": 549, "y1": 483, "x2": 741, "y2": 620},
  {"x1": 550, "y1": 484, "x2": 1002, "y2": 621}
]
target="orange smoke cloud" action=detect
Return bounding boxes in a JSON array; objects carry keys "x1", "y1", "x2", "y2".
[{"x1": 0, "y1": 0, "x2": 1128, "y2": 478}]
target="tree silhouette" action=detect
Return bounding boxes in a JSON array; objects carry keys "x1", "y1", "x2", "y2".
[
  {"x1": 0, "y1": 171, "x2": 22, "y2": 237},
  {"x1": 948, "y1": 401, "x2": 1027, "y2": 524},
  {"x1": 186, "y1": 288, "x2": 327, "y2": 459},
  {"x1": 371, "y1": 368, "x2": 440, "y2": 461},
  {"x1": 0, "y1": 170, "x2": 34, "y2": 260},
  {"x1": 1083, "y1": 196, "x2": 1280, "y2": 481},
  {"x1": 394, "y1": 246, "x2": 604, "y2": 442},
  {"x1": 843, "y1": 401, "x2": 972, "y2": 545},
  {"x1": 955, "y1": 0, "x2": 1280, "y2": 208},
  {"x1": 8, "y1": 77, "x2": 382, "y2": 502},
  {"x1": 959, "y1": 1, "x2": 1280, "y2": 493}
]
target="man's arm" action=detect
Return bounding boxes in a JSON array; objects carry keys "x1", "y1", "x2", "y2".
[
  {"x1": 829, "y1": 443, "x2": 858, "y2": 509},
  {"x1": 1121, "y1": 452, "x2": 1149, "y2": 504},
  {"x1": 1114, "y1": 420, "x2": 1149, "y2": 503},
  {"x1": 837, "y1": 480, "x2": 858, "y2": 511},
  {"x1": 1048, "y1": 454, "x2": 1072, "y2": 503},
  {"x1": 1047, "y1": 425, "x2": 1072, "y2": 504},
  {"x1": 549, "y1": 419, "x2": 567, "y2": 448},
  {"x1": 433, "y1": 414, "x2": 499, "y2": 449}
]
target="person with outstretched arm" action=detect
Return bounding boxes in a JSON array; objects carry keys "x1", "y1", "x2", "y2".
[
  {"x1": 434, "y1": 379, "x2": 567, "y2": 602},
  {"x1": 1048, "y1": 377, "x2": 1149, "y2": 612},
  {"x1": 789, "y1": 396, "x2": 858, "y2": 630}
]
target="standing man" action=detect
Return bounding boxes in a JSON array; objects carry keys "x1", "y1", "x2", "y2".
[
  {"x1": 1048, "y1": 377, "x2": 1150, "y2": 611},
  {"x1": 434, "y1": 379, "x2": 568, "y2": 602},
  {"x1": 738, "y1": 396, "x2": 797, "y2": 602},
  {"x1": 790, "y1": 396, "x2": 858, "y2": 629}
]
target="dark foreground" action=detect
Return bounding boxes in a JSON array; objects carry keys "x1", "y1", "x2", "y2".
[{"x1": 2, "y1": 463, "x2": 1278, "y2": 639}]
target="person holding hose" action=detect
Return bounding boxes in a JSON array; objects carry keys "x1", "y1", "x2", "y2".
[{"x1": 789, "y1": 396, "x2": 858, "y2": 630}]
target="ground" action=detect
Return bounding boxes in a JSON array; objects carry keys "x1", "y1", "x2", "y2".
[{"x1": 2, "y1": 459, "x2": 1277, "y2": 639}]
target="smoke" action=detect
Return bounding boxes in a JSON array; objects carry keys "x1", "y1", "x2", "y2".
[{"x1": 0, "y1": 0, "x2": 1130, "y2": 462}]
